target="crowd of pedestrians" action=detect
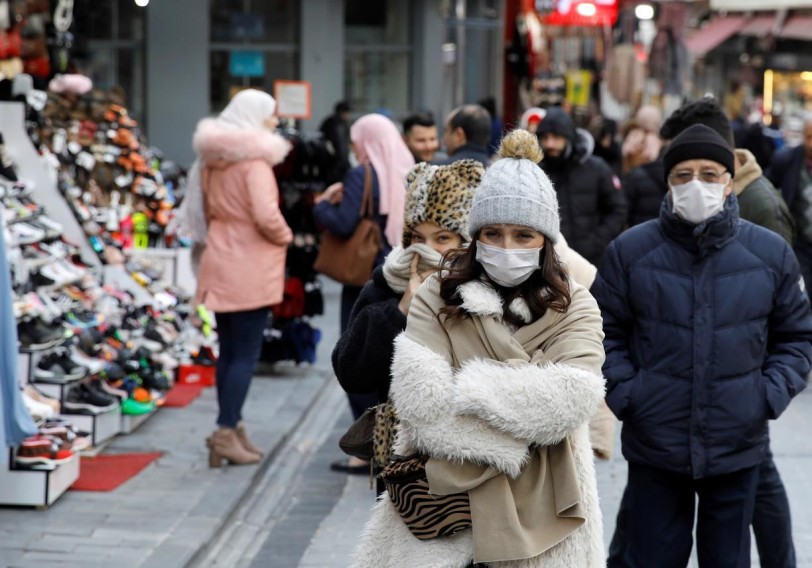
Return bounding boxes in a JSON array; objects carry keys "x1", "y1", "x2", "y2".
[{"x1": 187, "y1": 87, "x2": 812, "y2": 567}]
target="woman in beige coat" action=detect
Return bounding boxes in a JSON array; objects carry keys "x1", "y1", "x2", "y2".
[
  {"x1": 190, "y1": 89, "x2": 292, "y2": 467},
  {"x1": 353, "y1": 130, "x2": 606, "y2": 567}
]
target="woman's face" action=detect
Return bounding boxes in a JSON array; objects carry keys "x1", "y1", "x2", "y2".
[
  {"x1": 410, "y1": 222, "x2": 463, "y2": 254},
  {"x1": 478, "y1": 224, "x2": 545, "y2": 250},
  {"x1": 264, "y1": 114, "x2": 280, "y2": 131}
]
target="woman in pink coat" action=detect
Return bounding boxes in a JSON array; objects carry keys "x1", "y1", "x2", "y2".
[{"x1": 190, "y1": 89, "x2": 292, "y2": 467}]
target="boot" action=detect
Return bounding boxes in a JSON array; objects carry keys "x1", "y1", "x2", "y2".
[
  {"x1": 236, "y1": 422, "x2": 263, "y2": 457},
  {"x1": 206, "y1": 428, "x2": 260, "y2": 467}
]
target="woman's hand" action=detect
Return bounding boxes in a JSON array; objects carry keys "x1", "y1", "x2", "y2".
[
  {"x1": 399, "y1": 255, "x2": 433, "y2": 315},
  {"x1": 315, "y1": 182, "x2": 344, "y2": 205}
]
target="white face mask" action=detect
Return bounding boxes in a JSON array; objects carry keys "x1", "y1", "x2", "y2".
[
  {"x1": 475, "y1": 241, "x2": 542, "y2": 288},
  {"x1": 670, "y1": 179, "x2": 728, "y2": 224}
]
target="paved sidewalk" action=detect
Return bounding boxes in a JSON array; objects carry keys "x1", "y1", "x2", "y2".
[
  {"x1": 288, "y1": 389, "x2": 812, "y2": 567},
  {"x1": 0, "y1": 283, "x2": 342, "y2": 568}
]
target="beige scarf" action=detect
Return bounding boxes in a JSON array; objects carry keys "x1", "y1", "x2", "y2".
[{"x1": 408, "y1": 283, "x2": 587, "y2": 563}]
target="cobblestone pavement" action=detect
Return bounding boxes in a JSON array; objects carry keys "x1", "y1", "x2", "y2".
[{"x1": 1, "y1": 277, "x2": 811, "y2": 567}]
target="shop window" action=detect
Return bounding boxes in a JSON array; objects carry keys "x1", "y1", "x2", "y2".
[
  {"x1": 210, "y1": 51, "x2": 299, "y2": 113},
  {"x1": 71, "y1": 0, "x2": 146, "y2": 120},
  {"x1": 209, "y1": 0, "x2": 300, "y2": 114},
  {"x1": 210, "y1": 0, "x2": 299, "y2": 44},
  {"x1": 344, "y1": 0, "x2": 412, "y2": 116}
]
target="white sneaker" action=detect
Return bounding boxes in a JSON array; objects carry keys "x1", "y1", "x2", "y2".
[
  {"x1": 70, "y1": 348, "x2": 107, "y2": 375},
  {"x1": 9, "y1": 222, "x2": 45, "y2": 245},
  {"x1": 21, "y1": 389, "x2": 56, "y2": 420}
]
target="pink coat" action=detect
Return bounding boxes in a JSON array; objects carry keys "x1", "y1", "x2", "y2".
[{"x1": 192, "y1": 118, "x2": 293, "y2": 312}]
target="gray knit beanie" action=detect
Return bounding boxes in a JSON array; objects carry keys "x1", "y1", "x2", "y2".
[{"x1": 468, "y1": 129, "x2": 560, "y2": 243}]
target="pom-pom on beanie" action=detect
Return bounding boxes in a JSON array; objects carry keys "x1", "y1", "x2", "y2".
[{"x1": 468, "y1": 129, "x2": 560, "y2": 243}]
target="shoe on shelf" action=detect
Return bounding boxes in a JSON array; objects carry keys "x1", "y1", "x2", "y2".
[
  {"x1": 70, "y1": 347, "x2": 107, "y2": 374},
  {"x1": 20, "y1": 388, "x2": 57, "y2": 420},
  {"x1": 34, "y1": 349, "x2": 87, "y2": 383},
  {"x1": 9, "y1": 221, "x2": 46, "y2": 245},
  {"x1": 15, "y1": 436, "x2": 74, "y2": 469},
  {"x1": 63, "y1": 383, "x2": 118, "y2": 415},
  {"x1": 23, "y1": 385, "x2": 60, "y2": 414},
  {"x1": 17, "y1": 318, "x2": 66, "y2": 351},
  {"x1": 121, "y1": 397, "x2": 154, "y2": 416}
]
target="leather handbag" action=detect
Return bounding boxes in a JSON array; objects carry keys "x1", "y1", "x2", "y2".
[
  {"x1": 338, "y1": 402, "x2": 397, "y2": 467},
  {"x1": 381, "y1": 454, "x2": 472, "y2": 540},
  {"x1": 313, "y1": 164, "x2": 381, "y2": 286}
]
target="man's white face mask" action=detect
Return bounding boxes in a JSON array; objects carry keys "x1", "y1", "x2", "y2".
[{"x1": 669, "y1": 178, "x2": 729, "y2": 224}]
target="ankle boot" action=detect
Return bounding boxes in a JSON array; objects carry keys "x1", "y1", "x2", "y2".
[
  {"x1": 206, "y1": 428, "x2": 260, "y2": 467},
  {"x1": 236, "y1": 422, "x2": 263, "y2": 457}
]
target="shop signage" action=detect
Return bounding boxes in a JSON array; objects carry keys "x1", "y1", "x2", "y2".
[
  {"x1": 711, "y1": 0, "x2": 812, "y2": 9},
  {"x1": 274, "y1": 81, "x2": 312, "y2": 119},
  {"x1": 540, "y1": 0, "x2": 618, "y2": 26},
  {"x1": 229, "y1": 51, "x2": 265, "y2": 78}
]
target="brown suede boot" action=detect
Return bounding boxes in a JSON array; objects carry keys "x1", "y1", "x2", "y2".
[
  {"x1": 206, "y1": 428, "x2": 260, "y2": 467},
  {"x1": 236, "y1": 422, "x2": 263, "y2": 457}
]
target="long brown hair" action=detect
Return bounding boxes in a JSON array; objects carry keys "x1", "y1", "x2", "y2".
[{"x1": 438, "y1": 235, "x2": 571, "y2": 327}]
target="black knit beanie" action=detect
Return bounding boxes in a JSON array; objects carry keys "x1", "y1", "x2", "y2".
[{"x1": 662, "y1": 123, "x2": 735, "y2": 183}]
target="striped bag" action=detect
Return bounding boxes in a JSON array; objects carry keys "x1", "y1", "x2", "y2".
[{"x1": 381, "y1": 454, "x2": 472, "y2": 540}]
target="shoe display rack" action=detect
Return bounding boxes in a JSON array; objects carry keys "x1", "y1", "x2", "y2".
[{"x1": 0, "y1": 446, "x2": 80, "y2": 508}]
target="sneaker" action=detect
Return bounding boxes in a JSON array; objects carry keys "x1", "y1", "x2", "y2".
[
  {"x1": 15, "y1": 436, "x2": 74, "y2": 468},
  {"x1": 9, "y1": 222, "x2": 45, "y2": 245},
  {"x1": 121, "y1": 397, "x2": 154, "y2": 416},
  {"x1": 20, "y1": 388, "x2": 56, "y2": 420},
  {"x1": 17, "y1": 318, "x2": 65, "y2": 351},
  {"x1": 70, "y1": 347, "x2": 108, "y2": 374},
  {"x1": 34, "y1": 349, "x2": 87, "y2": 383},
  {"x1": 63, "y1": 383, "x2": 117, "y2": 415}
]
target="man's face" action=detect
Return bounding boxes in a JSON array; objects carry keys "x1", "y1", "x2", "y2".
[
  {"x1": 804, "y1": 122, "x2": 812, "y2": 159},
  {"x1": 540, "y1": 132, "x2": 568, "y2": 158},
  {"x1": 404, "y1": 125, "x2": 439, "y2": 163}
]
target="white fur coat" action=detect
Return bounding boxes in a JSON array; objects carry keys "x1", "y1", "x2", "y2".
[{"x1": 352, "y1": 278, "x2": 606, "y2": 568}]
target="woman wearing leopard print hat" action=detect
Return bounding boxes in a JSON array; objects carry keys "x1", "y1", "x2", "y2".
[{"x1": 331, "y1": 159, "x2": 483, "y2": 475}]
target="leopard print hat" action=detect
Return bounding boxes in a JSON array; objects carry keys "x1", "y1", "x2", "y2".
[{"x1": 401, "y1": 159, "x2": 484, "y2": 248}]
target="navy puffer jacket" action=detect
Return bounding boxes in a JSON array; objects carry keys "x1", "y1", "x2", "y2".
[{"x1": 592, "y1": 194, "x2": 812, "y2": 478}]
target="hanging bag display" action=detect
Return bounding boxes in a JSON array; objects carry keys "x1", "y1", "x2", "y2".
[{"x1": 313, "y1": 164, "x2": 381, "y2": 286}]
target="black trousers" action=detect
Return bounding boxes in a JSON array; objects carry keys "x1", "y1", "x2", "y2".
[
  {"x1": 610, "y1": 462, "x2": 759, "y2": 568},
  {"x1": 341, "y1": 285, "x2": 378, "y2": 421},
  {"x1": 608, "y1": 453, "x2": 796, "y2": 568}
]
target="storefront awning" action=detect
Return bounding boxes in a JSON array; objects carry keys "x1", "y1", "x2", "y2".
[
  {"x1": 685, "y1": 16, "x2": 747, "y2": 56},
  {"x1": 739, "y1": 14, "x2": 778, "y2": 36},
  {"x1": 779, "y1": 15, "x2": 812, "y2": 40}
]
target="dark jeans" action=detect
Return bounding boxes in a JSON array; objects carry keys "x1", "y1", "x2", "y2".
[
  {"x1": 608, "y1": 454, "x2": 796, "y2": 568},
  {"x1": 341, "y1": 285, "x2": 378, "y2": 421},
  {"x1": 215, "y1": 307, "x2": 269, "y2": 428},
  {"x1": 615, "y1": 462, "x2": 759, "y2": 568}
]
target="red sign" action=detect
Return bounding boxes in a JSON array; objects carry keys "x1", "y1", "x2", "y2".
[{"x1": 541, "y1": 0, "x2": 618, "y2": 27}]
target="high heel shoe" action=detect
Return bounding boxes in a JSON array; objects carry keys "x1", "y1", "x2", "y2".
[
  {"x1": 206, "y1": 428, "x2": 261, "y2": 467},
  {"x1": 236, "y1": 422, "x2": 263, "y2": 457}
]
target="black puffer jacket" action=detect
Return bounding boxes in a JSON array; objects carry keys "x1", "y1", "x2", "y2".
[
  {"x1": 331, "y1": 266, "x2": 405, "y2": 403},
  {"x1": 538, "y1": 109, "x2": 628, "y2": 266},
  {"x1": 624, "y1": 154, "x2": 667, "y2": 227}
]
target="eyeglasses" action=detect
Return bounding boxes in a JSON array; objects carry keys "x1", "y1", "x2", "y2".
[{"x1": 667, "y1": 170, "x2": 730, "y2": 185}]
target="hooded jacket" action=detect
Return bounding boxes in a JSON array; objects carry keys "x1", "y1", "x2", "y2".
[
  {"x1": 592, "y1": 194, "x2": 812, "y2": 478},
  {"x1": 538, "y1": 109, "x2": 627, "y2": 266},
  {"x1": 193, "y1": 118, "x2": 293, "y2": 312},
  {"x1": 733, "y1": 149, "x2": 794, "y2": 245}
]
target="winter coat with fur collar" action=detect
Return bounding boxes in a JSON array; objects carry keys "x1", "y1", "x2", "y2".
[
  {"x1": 192, "y1": 118, "x2": 292, "y2": 312},
  {"x1": 352, "y1": 276, "x2": 606, "y2": 568}
]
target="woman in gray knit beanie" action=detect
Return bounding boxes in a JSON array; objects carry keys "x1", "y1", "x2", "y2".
[{"x1": 351, "y1": 129, "x2": 606, "y2": 568}]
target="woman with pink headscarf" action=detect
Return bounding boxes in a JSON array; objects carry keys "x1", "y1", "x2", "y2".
[{"x1": 313, "y1": 113, "x2": 414, "y2": 474}]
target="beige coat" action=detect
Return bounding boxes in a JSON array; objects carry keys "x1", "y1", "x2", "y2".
[
  {"x1": 555, "y1": 236, "x2": 617, "y2": 459},
  {"x1": 352, "y1": 276, "x2": 606, "y2": 568},
  {"x1": 193, "y1": 119, "x2": 293, "y2": 312}
]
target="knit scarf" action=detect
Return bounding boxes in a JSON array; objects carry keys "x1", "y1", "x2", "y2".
[{"x1": 382, "y1": 244, "x2": 444, "y2": 293}]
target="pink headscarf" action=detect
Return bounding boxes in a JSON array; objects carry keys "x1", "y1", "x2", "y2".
[{"x1": 350, "y1": 114, "x2": 415, "y2": 248}]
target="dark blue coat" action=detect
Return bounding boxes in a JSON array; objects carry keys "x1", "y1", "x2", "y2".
[
  {"x1": 765, "y1": 144, "x2": 804, "y2": 208},
  {"x1": 592, "y1": 195, "x2": 812, "y2": 478},
  {"x1": 312, "y1": 164, "x2": 392, "y2": 266}
]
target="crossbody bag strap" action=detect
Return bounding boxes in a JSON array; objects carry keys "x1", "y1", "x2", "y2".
[{"x1": 358, "y1": 163, "x2": 374, "y2": 219}]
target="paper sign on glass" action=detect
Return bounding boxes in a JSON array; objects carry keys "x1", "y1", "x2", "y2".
[{"x1": 274, "y1": 81, "x2": 312, "y2": 119}]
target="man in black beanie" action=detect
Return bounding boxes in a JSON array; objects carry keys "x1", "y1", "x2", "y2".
[
  {"x1": 592, "y1": 124, "x2": 812, "y2": 568},
  {"x1": 537, "y1": 107, "x2": 627, "y2": 266}
]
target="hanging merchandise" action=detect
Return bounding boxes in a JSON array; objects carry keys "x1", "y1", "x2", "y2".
[
  {"x1": 566, "y1": 69, "x2": 593, "y2": 108},
  {"x1": 606, "y1": 43, "x2": 646, "y2": 104}
]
